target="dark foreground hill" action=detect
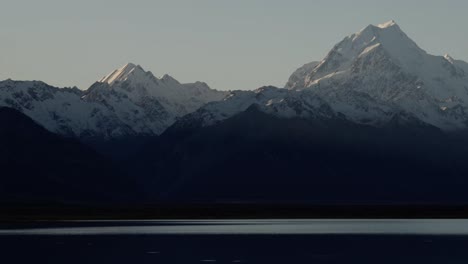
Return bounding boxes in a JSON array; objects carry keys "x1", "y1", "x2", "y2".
[
  {"x1": 132, "y1": 105, "x2": 468, "y2": 205},
  {"x1": 0, "y1": 107, "x2": 136, "y2": 205}
]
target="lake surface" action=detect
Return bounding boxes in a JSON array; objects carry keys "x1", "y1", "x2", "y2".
[{"x1": 1, "y1": 219, "x2": 468, "y2": 263}]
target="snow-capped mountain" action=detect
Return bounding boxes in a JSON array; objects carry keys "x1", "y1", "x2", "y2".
[
  {"x1": 286, "y1": 20, "x2": 468, "y2": 130},
  {"x1": 1, "y1": 21, "x2": 467, "y2": 139},
  {"x1": 94, "y1": 63, "x2": 226, "y2": 115},
  {"x1": 0, "y1": 64, "x2": 227, "y2": 139},
  {"x1": 177, "y1": 21, "x2": 468, "y2": 131},
  {"x1": 0, "y1": 80, "x2": 110, "y2": 137}
]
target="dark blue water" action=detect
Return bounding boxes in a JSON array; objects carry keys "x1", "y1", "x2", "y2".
[{"x1": 1, "y1": 220, "x2": 468, "y2": 263}]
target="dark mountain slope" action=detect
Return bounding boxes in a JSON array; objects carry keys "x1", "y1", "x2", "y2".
[
  {"x1": 133, "y1": 105, "x2": 468, "y2": 204},
  {"x1": 0, "y1": 107, "x2": 136, "y2": 205}
]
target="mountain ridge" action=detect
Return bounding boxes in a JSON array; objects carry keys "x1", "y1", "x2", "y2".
[
  {"x1": 177, "y1": 21, "x2": 468, "y2": 132},
  {"x1": 0, "y1": 64, "x2": 228, "y2": 139},
  {"x1": 1, "y1": 21, "x2": 468, "y2": 138}
]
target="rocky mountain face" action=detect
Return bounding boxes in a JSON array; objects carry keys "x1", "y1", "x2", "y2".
[{"x1": 0, "y1": 63, "x2": 227, "y2": 140}]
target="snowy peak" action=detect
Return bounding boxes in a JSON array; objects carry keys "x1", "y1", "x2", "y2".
[
  {"x1": 286, "y1": 21, "x2": 429, "y2": 90},
  {"x1": 92, "y1": 63, "x2": 227, "y2": 105},
  {"x1": 99, "y1": 63, "x2": 152, "y2": 85},
  {"x1": 341, "y1": 20, "x2": 423, "y2": 63},
  {"x1": 377, "y1": 20, "x2": 398, "y2": 29},
  {"x1": 284, "y1": 21, "x2": 468, "y2": 131}
]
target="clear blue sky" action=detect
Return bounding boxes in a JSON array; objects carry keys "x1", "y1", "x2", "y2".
[{"x1": 2, "y1": 0, "x2": 467, "y2": 90}]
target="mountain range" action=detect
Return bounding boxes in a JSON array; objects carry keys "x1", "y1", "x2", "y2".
[
  {"x1": 2, "y1": 21, "x2": 468, "y2": 205},
  {"x1": 0, "y1": 63, "x2": 227, "y2": 140},
  {"x1": 182, "y1": 20, "x2": 468, "y2": 132}
]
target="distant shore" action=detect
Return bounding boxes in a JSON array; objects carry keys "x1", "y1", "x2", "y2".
[{"x1": 1, "y1": 204, "x2": 468, "y2": 222}]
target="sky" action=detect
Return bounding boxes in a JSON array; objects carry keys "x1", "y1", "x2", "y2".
[{"x1": 1, "y1": 0, "x2": 467, "y2": 91}]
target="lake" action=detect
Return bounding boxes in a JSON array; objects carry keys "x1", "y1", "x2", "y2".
[{"x1": 1, "y1": 219, "x2": 468, "y2": 263}]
